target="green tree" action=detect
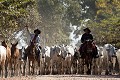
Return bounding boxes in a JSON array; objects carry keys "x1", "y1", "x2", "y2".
[
  {"x1": 87, "y1": 0, "x2": 120, "y2": 47},
  {"x1": 0, "y1": 0, "x2": 37, "y2": 38}
]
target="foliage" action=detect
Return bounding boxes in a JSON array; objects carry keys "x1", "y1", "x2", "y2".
[
  {"x1": 0, "y1": 0, "x2": 36, "y2": 38},
  {"x1": 0, "y1": 0, "x2": 120, "y2": 47},
  {"x1": 88, "y1": 0, "x2": 120, "y2": 47}
]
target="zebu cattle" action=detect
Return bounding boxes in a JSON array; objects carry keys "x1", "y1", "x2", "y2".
[
  {"x1": 101, "y1": 44, "x2": 116, "y2": 75},
  {"x1": 41, "y1": 46, "x2": 51, "y2": 74},
  {"x1": 116, "y1": 49, "x2": 120, "y2": 75},
  {"x1": 11, "y1": 42, "x2": 21, "y2": 76},
  {"x1": 1, "y1": 40, "x2": 11, "y2": 77},
  {"x1": 0, "y1": 46, "x2": 7, "y2": 77},
  {"x1": 50, "y1": 45, "x2": 63, "y2": 74},
  {"x1": 92, "y1": 46, "x2": 104, "y2": 75},
  {"x1": 19, "y1": 46, "x2": 27, "y2": 76},
  {"x1": 72, "y1": 47, "x2": 81, "y2": 74},
  {"x1": 62, "y1": 45, "x2": 75, "y2": 74}
]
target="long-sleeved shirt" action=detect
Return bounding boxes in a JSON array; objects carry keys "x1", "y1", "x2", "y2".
[
  {"x1": 81, "y1": 33, "x2": 93, "y2": 43},
  {"x1": 30, "y1": 34, "x2": 40, "y2": 46}
]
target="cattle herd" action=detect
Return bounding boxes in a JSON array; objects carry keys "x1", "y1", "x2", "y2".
[{"x1": 0, "y1": 40, "x2": 120, "y2": 78}]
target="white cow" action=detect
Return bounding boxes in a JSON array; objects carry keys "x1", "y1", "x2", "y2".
[
  {"x1": 50, "y1": 45, "x2": 63, "y2": 74},
  {"x1": 41, "y1": 45, "x2": 63, "y2": 74},
  {"x1": 116, "y1": 49, "x2": 120, "y2": 75},
  {"x1": 62, "y1": 45, "x2": 75, "y2": 74},
  {"x1": 41, "y1": 46, "x2": 51, "y2": 74},
  {"x1": 101, "y1": 44, "x2": 116, "y2": 75}
]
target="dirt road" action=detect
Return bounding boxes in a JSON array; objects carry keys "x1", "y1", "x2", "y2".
[{"x1": 0, "y1": 75, "x2": 120, "y2": 80}]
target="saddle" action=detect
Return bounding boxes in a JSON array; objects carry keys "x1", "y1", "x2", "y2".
[{"x1": 80, "y1": 40, "x2": 96, "y2": 58}]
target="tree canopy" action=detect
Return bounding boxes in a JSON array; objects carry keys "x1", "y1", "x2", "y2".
[{"x1": 0, "y1": 0, "x2": 120, "y2": 47}]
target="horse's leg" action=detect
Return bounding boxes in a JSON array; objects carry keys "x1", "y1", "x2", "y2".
[
  {"x1": 5, "y1": 61, "x2": 8, "y2": 78},
  {"x1": 28, "y1": 60, "x2": 30, "y2": 75},
  {"x1": 23, "y1": 60, "x2": 26, "y2": 76},
  {"x1": 16, "y1": 61, "x2": 19, "y2": 76},
  {"x1": 13, "y1": 61, "x2": 16, "y2": 76},
  {"x1": 89, "y1": 58, "x2": 93, "y2": 75},
  {"x1": 14, "y1": 61, "x2": 17, "y2": 76},
  {"x1": 10, "y1": 59, "x2": 13, "y2": 77},
  {"x1": 8, "y1": 60, "x2": 11, "y2": 77},
  {"x1": 86, "y1": 63, "x2": 89, "y2": 75},
  {"x1": 81, "y1": 59, "x2": 84, "y2": 74},
  {"x1": 50, "y1": 60, "x2": 53, "y2": 74},
  {"x1": 89, "y1": 62, "x2": 92, "y2": 75},
  {"x1": 78, "y1": 59, "x2": 81, "y2": 74},
  {"x1": 19, "y1": 60, "x2": 22, "y2": 75},
  {"x1": 38, "y1": 60, "x2": 40, "y2": 75},
  {"x1": 18, "y1": 61, "x2": 21, "y2": 76},
  {"x1": 86, "y1": 60, "x2": 92, "y2": 75}
]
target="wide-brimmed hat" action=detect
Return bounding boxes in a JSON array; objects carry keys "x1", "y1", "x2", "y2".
[
  {"x1": 34, "y1": 29, "x2": 41, "y2": 34},
  {"x1": 83, "y1": 28, "x2": 91, "y2": 32}
]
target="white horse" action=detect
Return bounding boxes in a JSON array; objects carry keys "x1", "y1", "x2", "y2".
[{"x1": 0, "y1": 46, "x2": 7, "y2": 77}]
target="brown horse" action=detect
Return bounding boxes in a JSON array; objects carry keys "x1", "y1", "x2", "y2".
[
  {"x1": 11, "y1": 42, "x2": 21, "y2": 76},
  {"x1": 80, "y1": 40, "x2": 95, "y2": 75},
  {"x1": 1, "y1": 40, "x2": 11, "y2": 77},
  {"x1": 25, "y1": 41, "x2": 40, "y2": 75}
]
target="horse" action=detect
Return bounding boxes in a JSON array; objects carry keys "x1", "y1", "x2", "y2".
[
  {"x1": 0, "y1": 45, "x2": 7, "y2": 77},
  {"x1": 79, "y1": 39, "x2": 95, "y2": 75},
  {"x1": 1, "y1": 40, "x2": 11, "y2": 77},
  {"x1": 25, "y1": 41, "x2": 41, "y2": 75},
  {"x1": 11, "y1": 42, "x2": 21, "y2": 76}
]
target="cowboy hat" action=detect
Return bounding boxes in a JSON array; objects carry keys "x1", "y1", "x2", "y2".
[
  {"x1": 34, "y1": 29, "x2": 41, "y2": 34},
  {"x1": 83, "y1": 28, "x2": 91, "y2": 32}
]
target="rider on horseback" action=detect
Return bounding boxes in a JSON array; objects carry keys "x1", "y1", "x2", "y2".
[
  {"x1": 26, "y1": 25, "x2": 42, "y2": 57},
  {"x1": 79, "y1": 28, "x2": 99, "y2": 58}
]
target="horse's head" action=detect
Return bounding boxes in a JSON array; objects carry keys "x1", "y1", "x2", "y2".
[
  {"x1": 29, "y1": 40, "x2": 36, "y2": 55},
  {"x1": 85, "y1": 39, "x2": 94, "y2": 53},
  {"x1": 11, "y1": 42, "x2": 18, "y2": 56},
  {"x1": 1, "y1": 40, "x2": 7, "y2": 48},
  {"x1": 29, "y1": 40, "x2": 36, "y2": 48}
]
